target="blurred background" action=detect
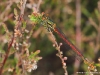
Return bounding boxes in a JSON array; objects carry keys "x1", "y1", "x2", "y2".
[{"x1": 0, "y1": 0, "x2": 100, "y2": 75}]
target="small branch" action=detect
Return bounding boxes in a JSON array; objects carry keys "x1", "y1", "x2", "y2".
[
  {"x1": 20, "y1": 0, "x2": 27, "y2": 16},
  {"x1": 0, "y1": 1, "x2": 13, "y2": 21},
  {"x1": 0, "y1": 36, "x2": 14, "y2": 74},
  {"x1": 89, "y1": 18, "x2": 98, "y2": 30},
  {"x1": 76, "y1": 0, "x2": 81, "y2": 49},
  {"x1": 36, "y1": 0, "x2": 42, "y2": 12},
  {"x1": 48, "y1": 31, "x2": 68, "y2": 75},
  {"x1": 95, "y1": 0, "x2": 100, "y2": 53},
  {"x1": 0, "y1": 0, "x2": 27, "y2": 74},
  {"x1": 74, "y1": 0, "x2": 81, "y2": 74}
]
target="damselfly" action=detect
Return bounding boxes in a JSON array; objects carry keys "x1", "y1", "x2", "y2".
[{"x1": 29, "y1": 12, "x2": 96, "y2": 71}]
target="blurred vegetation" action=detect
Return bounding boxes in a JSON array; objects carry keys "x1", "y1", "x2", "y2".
[{"x1": 0, "y1": 0, "x2": 100, "y2": 75}]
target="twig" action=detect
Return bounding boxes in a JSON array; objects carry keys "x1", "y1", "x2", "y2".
[
  {"x1": 0, "y1": 36, "x2": 14, "y2": 75},
  {"x1": 36, "y1": 0, "x2": 42, "y2": 12},
  {"x1": 95, "y1": 0, "x2": 100, "y2": 53},
  {"x1": 0, "y1": 0, "x2": 27, "y2": 74},
  {"x1": 0, "y1": 1, "x2": 12, "y2": 20},
  {"x1": 48, "y1": 31, "x2": 68, "y2": 75},
  {"x1": 74, "y1": 0, "x2": 81, "y2": 74},
  {"x1": 89, "y1": 18, "x2": 98, "y2": 30},
  {"x1": 20, "y1": 0, "x2": 27, "y2": 15}
]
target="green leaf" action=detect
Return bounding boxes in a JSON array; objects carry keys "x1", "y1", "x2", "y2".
[
  {"x1": 22, "y1": 21, "x2": 26, "y2": 28},
  {"x1": 95, "y1": 9, "x2": 100, "y2": 19},
  {"x1": 14, "y1": 8, "x2": 18, "y2": 16},
  {"x1": 28, "y1": 50, "x2": 40, "y2": 59},
  {"x1": 94, "y1": 63, "x2": 100, "y2": 67},
  {"x1": 95, "y1": 9, "x2": 99, "y2": 17},
  {"x1": 0, "y1": 46, "x2": 5, "y2": 54},
  {"x1": 82, "y1": 7, "x2": 90, "y2": 17}
]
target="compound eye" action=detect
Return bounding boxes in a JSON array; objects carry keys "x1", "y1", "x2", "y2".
[{"x1": 53, "y1": 24, "x2": 56, "y2": 28}]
